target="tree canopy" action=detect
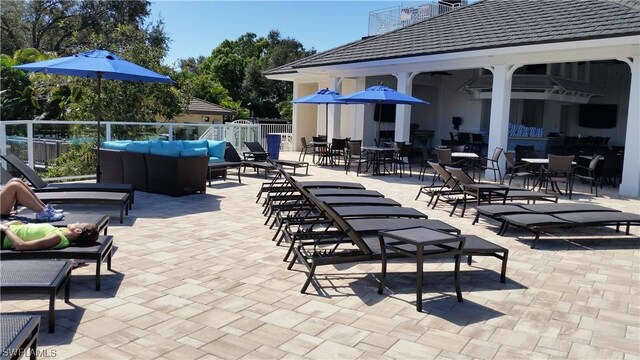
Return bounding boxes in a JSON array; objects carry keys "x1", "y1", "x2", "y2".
[{"x1": 1, "y1": 1, "x2": 314, "y2": 122}]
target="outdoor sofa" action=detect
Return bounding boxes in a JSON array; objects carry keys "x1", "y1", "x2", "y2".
[{"x1": 100, "y1": 139, "x2": 215, "y2": 196}]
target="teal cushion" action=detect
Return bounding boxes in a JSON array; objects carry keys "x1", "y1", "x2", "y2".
[
  {"x1": 102, "y1": 140, "x2": 131, "y2": 150},
  {"x1": 161, "y1": 141, "x2": 183, "y2": 154},
  {"x1": 209, "y1": 157, "x2": 224, "y2": 163},
  {"x1": 150, "y1": 145, "x2": 179, "y2": 157},
  {"x1": 207, "y1": 140, "x2": 226, "y2": 159},
  {"x1": 182, "y1": 140, "x2": 209, "y2": 150},
  {"x1": 125, "y1": 141, "x2": 150, "y2": 153},
  {"x1": 181, "y1": 147, "x2": 208, "y2": 157},
  {"x1": 148, "y1": 141, "x2": 183, "y2": 157}
]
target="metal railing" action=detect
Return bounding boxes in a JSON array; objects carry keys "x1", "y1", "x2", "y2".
[
  {"x1": 368, "y1": 1, "x2": 466, "y2": 36},
  {"x1": 0, "y1": 120, "x2": 263, "y2": 172},
  {"x1": 1, "y1": 120, "x2": 293, "y2": 173}
]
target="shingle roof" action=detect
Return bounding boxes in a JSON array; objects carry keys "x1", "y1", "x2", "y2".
[
  {"x1": 266, "y1": 0, "x2": 640, "y2": 75},
  {"x1": 186, "y1": 98, "x2": 235, "y2": 116}
]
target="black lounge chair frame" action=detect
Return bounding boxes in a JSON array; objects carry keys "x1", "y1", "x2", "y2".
[
  {"x1": 1, "y1": 315, "x2": 40, "y2": 360},
  {"x1": 500, "y1": 211, "x2": 640, "y2": 248},
  {"x1": 2, "y1": 154, "x2": 135, "y2": 205},
  {"x1": 473, "y1": 203, "x2": 621, "y2": 235},
  {"x1": 0, "y1": 235, "x2": 114, "y2": 291},
  {"x1": 287, "y1": 190, "x2": 508, "y2": 294}
]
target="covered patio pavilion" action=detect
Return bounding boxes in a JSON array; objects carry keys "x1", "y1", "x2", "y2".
[{"x1": 265, "y1": 0, "x2": 640, "y2": 197}]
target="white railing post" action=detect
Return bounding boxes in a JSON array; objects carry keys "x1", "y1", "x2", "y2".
[
  {"x1": 27, "y1": 122, "x2": 34, "y2": 168},
  {"x1": 168, "y1": 124, "x2": 174, "y2": 140},
  {"x1": 0, "y1": 121, "x2": 6, "y2": 157},
  {"x1": 105, "y1": 123, "x2": 112, "y2": 141}
]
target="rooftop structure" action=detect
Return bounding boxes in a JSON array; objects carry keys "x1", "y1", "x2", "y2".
[{"x1": 368, "y1": 1, "x2": 467, "y2": 36}]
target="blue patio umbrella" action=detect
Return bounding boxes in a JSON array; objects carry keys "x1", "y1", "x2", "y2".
[
  {"x1": 292, "y1": 88, "x2": 344, "y2": 138},
  {"x1": 339, "y1": 84, "x2": 430, "y2": 144},
  {"x1": 14, "y1": 49, "x2": 174, "y2": 181}
]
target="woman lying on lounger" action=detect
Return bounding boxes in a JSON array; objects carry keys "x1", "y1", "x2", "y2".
[
  {"x1": 1, "y1": 221, "x2": 99, "y2": 251},
  {"x1": 1, "y1": 178, "x2": 64, "y2": 221}
]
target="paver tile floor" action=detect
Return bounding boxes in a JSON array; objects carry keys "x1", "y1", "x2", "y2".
[{"x1": 2, "y1": 152, "x2": 639, "y2": 359}]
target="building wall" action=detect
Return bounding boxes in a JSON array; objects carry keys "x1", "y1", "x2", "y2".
[
  {"x1": 562, "y1": 62, "x2": 631, "y2": 146},
  {"x1": 294, "y1": 83, "x2": 320, "y2": 147},
  {"x1": 437, "y1": 69, "x2": 483, "y2": 143},
  {"x1": 173, "y1": 114, "x2": 225, "y2": 124}
]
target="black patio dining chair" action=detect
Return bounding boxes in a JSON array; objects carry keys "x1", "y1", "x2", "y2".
[
  {"x1": 299, "y1": 137, "x2": 314, "y2": 162},
  {"x1": 570, "y1": 154, "x2": 602, "y2": 198},
  {"x1": 344, "y1": 140, "x2": 368, "y2": 176},
  {"x1": 478, "y1": 147, "x2": 503, "y2": 182},
  {"x1": 392, "y1": 142, "x2": 413, "y2": 177},
  {"x1": 542, "y1": 154, "x2": 574, "y2": 196},
  {"x1": 503, "y1": 152, "x2": 533, "y2": 188},
  {"x1": 329, "y1": 138, "x2": 347, "y2": 166}
]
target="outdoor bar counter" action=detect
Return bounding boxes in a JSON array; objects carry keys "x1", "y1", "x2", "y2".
[{"x1": 507, "y1": 136, "x2": 564, "y2": 153}]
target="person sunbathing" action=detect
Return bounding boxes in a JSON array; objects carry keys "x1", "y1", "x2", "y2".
[
  {"x1": 1, "y1": 178, "x2": 64, "y2": 221},
  {"x1": 1, "y1": 221, "x2": 99, "y2": 251}
]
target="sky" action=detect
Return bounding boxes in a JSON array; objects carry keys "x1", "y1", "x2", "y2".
[{"x1": 149, "y1": 1, "x2": 407, "y2": 68}]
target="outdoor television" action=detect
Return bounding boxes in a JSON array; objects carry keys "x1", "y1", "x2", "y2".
[
  {"x1": 578, "y1": 104, "x2": 617, "y2": 129},
  {"x1": 374, "y1": 104, "x2": 397, "y2": 122}
]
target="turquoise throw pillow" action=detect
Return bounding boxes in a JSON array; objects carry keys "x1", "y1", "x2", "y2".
[
  {"x1": 181, "y1": 147, "x2": 208, "y2": 157},
  {"x1": 102, "y1": 140, "x2": 131, "y2": 150},
  {"x1": 182, "y1": 139, "x2": 209, "y2": 150},
  {"x1": 125, "y1": 141, "x2": 150, "y2": 153},
  {"x1": 207, "y1": 140, "x2": 226, "y2": 159}
]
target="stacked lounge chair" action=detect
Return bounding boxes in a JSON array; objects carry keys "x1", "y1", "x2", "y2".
[{"x1": 259, "y1": 164, "x2": 510, "y2": 305}]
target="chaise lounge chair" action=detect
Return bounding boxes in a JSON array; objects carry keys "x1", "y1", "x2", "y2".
[
  {"x1": 288, "y1": 192, "x2": 509, "y2": 294},
  {"x1": 2, "y1": 154, "x2": 135, "y2": 205},
  {"x1": 0, "y1": 260, "x2": 72, "y2": 332},
  {"x1": 0, "y1": 235, "x2": 114, "y2": 291},
  {"x1": 245, "y1": 141, "x2": 310, "y2": 175},
  {"x1": 473, "y1": 203, "x2": 620, "y2": 235},
  {"x1": 500, "y1": 210, "x2": 640, "y2": 248},
  {"x1": 0, "y1": 315, "x2": 40, "y2": 360}
]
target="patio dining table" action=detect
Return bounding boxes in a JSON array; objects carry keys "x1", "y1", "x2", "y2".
[
  {"x1": 522, "y1": 158, "x2": 576, "y2": 192},
  {"x1": 452, "y1": 152, "x2": 480, "y2": 179},
  {"x1": 310, "y1": 141, "x2": 331, "y2": 165},
  {"x1": 361, "y1": 146, "x2": 397, "y2": 175}
]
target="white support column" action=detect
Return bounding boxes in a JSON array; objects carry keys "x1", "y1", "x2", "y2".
[
  {"x1": 292, "y1": 82, "x2": 300, "y2": 151},
  {"x1": 485, "y1": 64, "x2": 521, "y2": 180},
  {"x1": 328, "y1": 77, "x2": 342, "y2": 140},
  {"x1": 618, "y1": 56, "x2": 640, "y2": 197},
  {"x1": 394, "y1": 72, "x2": 418, "y2": 143},
  {"x1": 348, "y1": 77, "x2": 367, "y2": 142}
]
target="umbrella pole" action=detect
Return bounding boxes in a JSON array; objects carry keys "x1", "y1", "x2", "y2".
[
  {"x1": 96, "y1": 73, "x2": 102, "y2": 182},
  {"x1": 376, "y1": 102, "x2": 382, "y2": 146},
  {"x1": 325, "y1": 103, "x2": 329, "y2": 139}
]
